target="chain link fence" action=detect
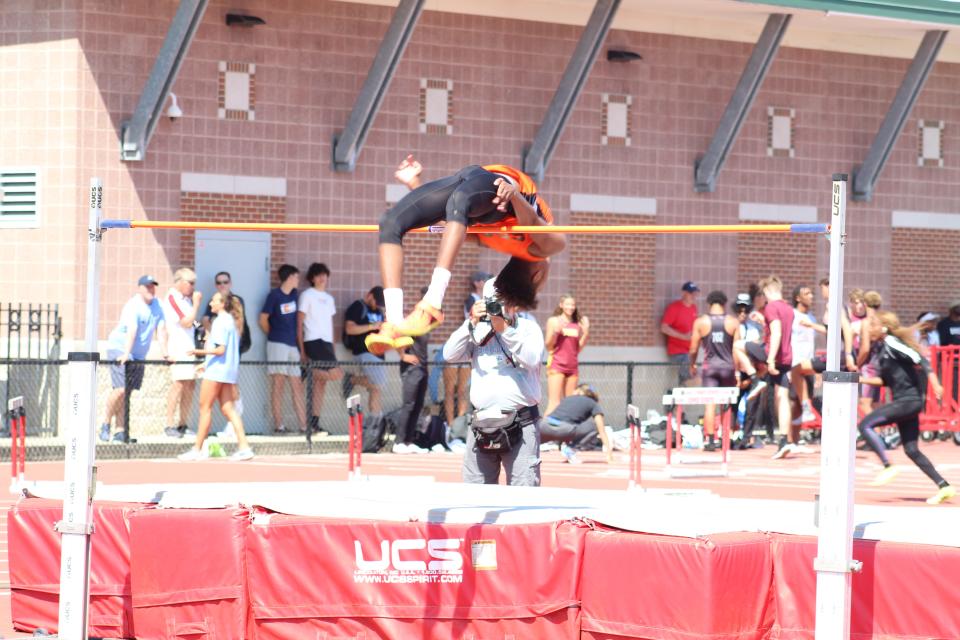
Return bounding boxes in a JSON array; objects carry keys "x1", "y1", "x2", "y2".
[{"x1": 2, "y1": 357, "x2": 681, "y2": 463}]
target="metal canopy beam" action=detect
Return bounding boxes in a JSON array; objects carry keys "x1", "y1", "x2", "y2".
[
  {"x1": 333, "y1": 0, "x2": 424, "y2": 172},
  {"x1": 523, "y1": 0, "x2": 621, "y2": 183},
  {"x1": 694, "y1": 14, "x2": 791, "y2": 193},
  {"x1": 852, "y1": 30, "x2": 946, "y2": 201},
  {"x1": 120, "y1": 0, "x2": 209, "y2": 162}
]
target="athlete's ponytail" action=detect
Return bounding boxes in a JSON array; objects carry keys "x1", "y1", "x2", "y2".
[{"x1": 876, "y1": 311, "x2": 921, "y2": 353}]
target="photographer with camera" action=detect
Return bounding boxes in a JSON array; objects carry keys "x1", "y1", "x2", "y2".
[{"x1": 442, "y1": 275, "x2": 545, "y2": 486}]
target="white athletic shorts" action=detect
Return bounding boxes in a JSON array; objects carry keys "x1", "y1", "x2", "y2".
[
  {"x1": 169, "y1": 349, "x2": 198, "y2": 381},
  {"x1": 267, "y1": 341, "x2": 301, "y2": 377}
]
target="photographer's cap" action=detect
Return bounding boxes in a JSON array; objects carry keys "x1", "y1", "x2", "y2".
[
  {"x1": 482, "y1": 277, "x2": 497, "y2": 299},
  {"x1": 138, "y1": 275, "x2": 159, "y2": 287}
]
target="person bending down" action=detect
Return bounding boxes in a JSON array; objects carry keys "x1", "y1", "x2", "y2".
[
  {"x1": 541, "y1": 384, "x2": 613, "y2": 464},
  {"x1": 366, "y1": 155, "x2": 566, "y2": 355},
  {"x1": 858, "y1": 311, "x2": 954, "y2": 505}
]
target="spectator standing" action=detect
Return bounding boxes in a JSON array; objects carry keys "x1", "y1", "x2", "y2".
[
  {"x1": 790, "y1": 284, "x2": 824, "y2": 424},
  {"x1": 759, "y1": 276, "x2": 797, "y2": 460},
  {"x1": 162, "y1": 268, "x2": 203, "y2": 439},
  {"x1": 936, "y1": 300, "x2": 960, "y2": 403},
  {"x1": 178, "y1": 292, "x2": 254, "y2": 461},
  {"x1": 660, "y1": 282, "x2": 700, "y2": 386},
  {"x1": 689, "y1": 291, "x2": 739, "y2": 452},
  {"x1": 912, "y1": 312, "x2": 940, "y2": 358},
  {"x1": 259, "y1": 264, "x2": 307, "y2": 434},
  {"x1": 936, "y1": 300, "x2": 960, "y2": 347},
  {"x1": 297, "y1": 263, "x2": 343, "y2": 433},
  {"x1": 443, "y1": 275, "x2": 545, "y2": 486},
  {"x1": 541, "y1": 384, "x2": 612, "y2": 464},
  {"x1": 544, "y1": 294, "x2": 590, "y2": 415},
  {"x1": 99, "y1": 275, "x2": 167, "y2": 442},
  {"x1": 393, "y1": 286, "x2": 433, "y2": 454},
  {"x1": 343, "y1": 286, "x2": 387, "y2": 417}
]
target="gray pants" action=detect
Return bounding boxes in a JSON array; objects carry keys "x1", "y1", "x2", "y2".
[
  {"x1": 540, "y1": 418, "x2": 598, "y2": 450},
  {"x1": 462, "y1": 420, "x2": 541, "y2": 486}
]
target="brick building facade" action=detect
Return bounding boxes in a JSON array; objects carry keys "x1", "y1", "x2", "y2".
[{"x1": 2, "y1": 0, "x2": 959, "y2": 359}]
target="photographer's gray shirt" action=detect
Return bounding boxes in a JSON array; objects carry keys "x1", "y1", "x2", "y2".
[{"x1": 442, "y1": 316, "x2": 544, "y2": 412}]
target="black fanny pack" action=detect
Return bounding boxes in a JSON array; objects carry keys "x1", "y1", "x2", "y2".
[{"x1": 471, "y1": 405, "x2": 539, "y2": 452}]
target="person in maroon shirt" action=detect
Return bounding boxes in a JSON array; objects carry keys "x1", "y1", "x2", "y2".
[
  {"x1": 759, "y1": 275, "x2": 799, "y2": 459},
  {"x1": 660, "y1": 281, "x2": 700, "y2": 386}
]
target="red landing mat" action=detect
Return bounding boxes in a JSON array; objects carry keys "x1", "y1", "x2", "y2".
[
  {"x1": 580, "y1": 530, "x2": 774, "y2": 640},
  {"x1": 244, "y1": 513, "x2": 588, "y2": 640},
  {"x1": 129, "y1": 506, "x2": 251, "y2": 640},
  {"x1": 769, "y1": 533, "x2": 960, "y2": 640},
  {"x1": 8, "y1": 498, "x2": 146, "y2": 638}
]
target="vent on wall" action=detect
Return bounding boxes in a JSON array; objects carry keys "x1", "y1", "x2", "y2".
[{"x1": 0, "y1": 169, "x2": 39, "y2": 228}]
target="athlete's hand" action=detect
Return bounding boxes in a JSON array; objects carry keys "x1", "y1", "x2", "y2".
[
  {"x1": 492, "y1": 178, "x2": 518, "y2": 212},
  {"x1": 395, "y1": 154, "x2": 422, "y2": 188},
  {"x1": 932, "y1": 381, "x2": 944, "y2": 401}
]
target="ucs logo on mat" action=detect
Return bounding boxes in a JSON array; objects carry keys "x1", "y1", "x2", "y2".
[{"x1": 354, "y1": 538, "x2": 465, "y2": 584}]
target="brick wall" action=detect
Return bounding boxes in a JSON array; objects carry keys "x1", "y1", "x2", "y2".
[
  {"x1": 737, "y1": 221, "x2": 820, "y2": 299},
  {"x1": 179, "y1": 192, "x2": 287, "y2": 284},
  {"x1": 568, "y1": 212, "x2": 656, "y2": 346},
  {"x1": 7, "y1": 1, "x2": 960, "y2": 349},
  {"x1": 891, "y1": 227, "x2": 960, "y2": 319}
]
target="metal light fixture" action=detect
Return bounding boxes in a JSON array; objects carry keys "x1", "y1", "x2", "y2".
[
  {"x1": 607, "y1": 49, "x2": 642, "y2": 62},
  {"x1": 225, "y1": 13, "x2": 266, "y2": 27}
]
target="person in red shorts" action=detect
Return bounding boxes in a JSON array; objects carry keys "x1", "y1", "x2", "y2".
[
  {"x1": 365, "y1": 155, "x2": 566, "y2": 355},
  {"x1": 544, "y1": 294, "x2": 590, "y2": 414},
  {"x1": 660, "y1": 281, "x2": 700, "y2": 386}
]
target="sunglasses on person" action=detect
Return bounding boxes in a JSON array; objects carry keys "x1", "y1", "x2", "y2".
[{"x1": 216, "y1": 279, "x2": 230, "y2": 285}]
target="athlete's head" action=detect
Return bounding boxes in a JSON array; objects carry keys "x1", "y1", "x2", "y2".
[
  {"x1": 758, "y1": 275, "x2": 783, "y2": 299},
  {"x1": 493, "y1": 257, "x2": 548, "y2": 311},
  {"x1": 553, "y1": 294, "x2": 580, "y2": 323},
  {"x1": 706, "y1": 290, "x2": 727, "y2": 308},
  {"x1": 873, "y1": 310, "x2": 920, "y2": 352}
]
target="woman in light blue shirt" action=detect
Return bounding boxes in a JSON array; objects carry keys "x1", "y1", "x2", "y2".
[{"x1": 178, "y1": 292, "x2": 254, "y2": 461}]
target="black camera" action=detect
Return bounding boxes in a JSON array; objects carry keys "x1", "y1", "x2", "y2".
[{"x1": 483, "y1": 296, "x2": 503, "y2": 317}]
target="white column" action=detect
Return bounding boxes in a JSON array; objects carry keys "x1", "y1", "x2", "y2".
[
  {"x1": 56, "y1": 178, "x2": 103, "y2": 638},
  {"x1": 814, "y1": 174, "x2": 860, "y2": 640}
]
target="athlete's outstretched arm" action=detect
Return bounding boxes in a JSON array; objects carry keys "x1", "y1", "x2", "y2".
[{"x1": 494, "y1": 179, "x2": 565, "y2": 258}]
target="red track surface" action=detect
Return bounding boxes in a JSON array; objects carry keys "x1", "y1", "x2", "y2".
[{"x1": 3, "y1": 440, "x2": 958, "y2": 637}]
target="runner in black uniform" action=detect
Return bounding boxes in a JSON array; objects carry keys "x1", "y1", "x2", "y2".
[{"x1": 859, "y1": 311, "x2": 955, "y2": 505}]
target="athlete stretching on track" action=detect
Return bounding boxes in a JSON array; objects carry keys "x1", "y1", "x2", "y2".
[
  {"x1": 858, "y1": 311, "x2": 955, "y2": 505},
  {"x1": 365, "y1": 155, "x2": 566, "y2": 355}
]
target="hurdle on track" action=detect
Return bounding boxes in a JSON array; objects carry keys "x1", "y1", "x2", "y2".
[
  {"x1": 346, "y1": 394, "x2": 364, "y2": 481},
  {"x1": 53, "y1": 176, "x2": 855, "y2": 640},
  {"x1": 663, "y1": 387, "x2": 739, "y2": 478},
  {"x1": 9, "y1": 396, "x2": 25, "y2": 493}
]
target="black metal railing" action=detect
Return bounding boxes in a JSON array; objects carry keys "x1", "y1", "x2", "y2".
[{"x1": 0, "y1": 358, "x2": 680, "y2": 462}]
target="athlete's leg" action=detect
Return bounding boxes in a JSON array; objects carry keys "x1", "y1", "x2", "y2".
[
  {"x1": 401, "y1": 167, "x2": 503, "y2": 337},
  {"x1": 899, "y1": 411, "x2": 949, "y2": 487}
]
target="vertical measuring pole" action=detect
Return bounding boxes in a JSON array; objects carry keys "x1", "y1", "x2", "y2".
[
  {"x1": 814, "y1": 174, "x2": 860, "y2": 640},
  {"x1": 57, "y1": 178, "x2": 103, "y2": 639}
]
